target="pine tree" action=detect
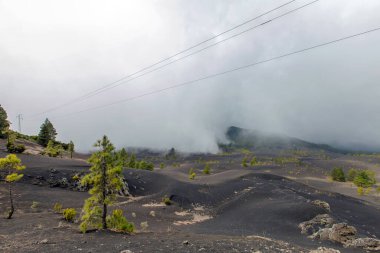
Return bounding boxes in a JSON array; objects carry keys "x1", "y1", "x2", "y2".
[
  {"x1": 0, "y1": 154, "x2": 25, "y2": 219},
  {"x1": 203, "y1": 163, "x2": 211, "y2": 174},
  {"x1": 241, "y1": 157, "x2": 248, "y2": 167},
  {"x1": 79, "y1": 136, "x2": 125, "y2": 233},
  {"x1": 128, "y1": 153, "x2": 136, "y2": 168},
  {"x1": 0, "y1": 104, "x2": 10, "y2": 138},
  {"x1": 68, "y1": 141, "x2": 75, "y2": 159},
  {"x1": 45, "y1": 140, "x2": 62, "y2": 157},
  {"x1": 38, "y1": 118, "x2": 57, "y2": 147},
  {"x1": 116, "y1": 148, "x2": 129, "y2": 167},
  {"x1": 250, "y1": 156, "x2": 258, "y2": 166},
  {"x1": 165, "y1": 147, "x2": 176, "y2": 160}
]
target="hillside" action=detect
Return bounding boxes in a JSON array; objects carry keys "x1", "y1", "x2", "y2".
[
  {"x1": 1, "y1": 138, "x2": 380, "y2": 252},
  {"x1": 221, "y1": 126, "x2": 343, "y2": 153}
]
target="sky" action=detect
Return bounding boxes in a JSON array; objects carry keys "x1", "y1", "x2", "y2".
[{"x1": 1, "y1": 0, "x2": 380, "y2": 153}]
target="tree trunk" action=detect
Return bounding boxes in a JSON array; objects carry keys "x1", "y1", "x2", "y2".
[
  {"x1": 101, "y1": 158, "x2": 107, "y2": 229},
  {"x1": 7, "y1": 183, "x2": 14, "y2": 219},
  {"x1": 102, "y1": 202, "x2": 107, "y2": 229}
]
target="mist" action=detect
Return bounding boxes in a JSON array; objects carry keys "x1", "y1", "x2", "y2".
[{"x1": 1, "y1": 0, "x2": 380, "y2": 153}]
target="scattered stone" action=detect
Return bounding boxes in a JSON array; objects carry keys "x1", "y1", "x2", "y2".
[
  {"x1": 309, "y1": 247, "x2": 340, "y2": 253},
  {"x1": 140, "y1": 221, "x2": 149, "y2": 231},
  {"x1": 118, "y1": 179, "x2": 130, "y2": 196},
  {"x1": 59, "y1": 177, "x2": 69, "y2": 188},
  {"x1": 302, "y1": 215, "x2": 379, "y2": 251},
  {"x1": 39, "y1": 239, "x2": 49, "y2": 244},
  {"x1": 120, "y1": 250, "x2": 133, "y2": 253},
  {"x1": 299, "y1": 214, "x2": 334, "y2": 235},
  {"x1": 345, "y1": 237, "x2": 380, "y2": 251},
  {"x1": 310, "y1": 223, "x2": 357, "y2": 244},
  {"x1": 182, "y1": 240, "x2": 189, "y2": 245},
  {"x1": 311, "y1": 200, "x2": 330, "y2": 212},
  {"x1": 149, "y1": 211, "x2": 155, "y2": 217}
]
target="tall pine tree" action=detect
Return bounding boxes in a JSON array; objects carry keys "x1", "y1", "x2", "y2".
[
  {"x1": 79, "y1": 136, "x2": 125, "y2": 232},
  {"x1": 68, "y1": 141, "x2": 75, "y2": 159},
  {"x1": 37, "y1": 118, "x2": 57, "y2": 147},
  {"x1": 0, "y1": 104, "x2": 10, "y2": 138}
]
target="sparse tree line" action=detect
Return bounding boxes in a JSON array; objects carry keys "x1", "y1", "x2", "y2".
[
  {"x1": 0, "y1": 105, "x2": 158, "y2": 233},
  {"x1": 1, "y1": 138, "x2": 171, "y2": 232},
  {"x1": 331, "y1": 167, "x2": 379, "y2": 195},
  {"x1": 0, "y1": 105, "x2": 75, "y2": 158},
  {"x1": 115, "y1": 148, "x2": 154, "y2": 171},
  {"x1": 0, "y1": 135, "x2": 136, "y2": 233}
]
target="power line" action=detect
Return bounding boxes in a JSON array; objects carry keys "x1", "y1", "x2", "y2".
[
  {"x1": 81, "y1": 0, "x2": 320, "y2": 99},
  {"x1": 31, "y1": 0, "x2": 304, "y2": 117},
  {"x1": 47, "y1": 27, "x2": 380, "y2": 120},
  {"x1": 16, "y1": 114, "x2": 23, "y2": 133}
]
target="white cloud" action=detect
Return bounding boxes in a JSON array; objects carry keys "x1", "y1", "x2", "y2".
[{"x1": 1, "y1": 0, "x2": 380, "y2": 152}]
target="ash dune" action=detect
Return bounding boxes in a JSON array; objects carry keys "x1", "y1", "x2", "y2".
[{"x1": 1, "y1": 127, "x2": 380, "y2": 252}]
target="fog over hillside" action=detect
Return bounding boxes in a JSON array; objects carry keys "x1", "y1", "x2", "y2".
[{"x1": 1, "y1": 0, "x2": 380, "y2": 152}]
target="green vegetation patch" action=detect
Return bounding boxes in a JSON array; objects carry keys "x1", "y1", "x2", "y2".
[{"x1": 330, "y1": 167, "x2": 346, "y2": 182}]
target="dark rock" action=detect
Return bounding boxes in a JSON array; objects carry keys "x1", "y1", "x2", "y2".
[
  {"x1": 36, "y1": 176, "x2": 45, "y2": 180},
  {"x1": 345, "y1": 237, "x2": 380, "y2": 251},
  {"x1": 309, "y1": 247, "x2": 340, "y2": 253},
  {"x1": 311, "y1": 200, "x2": 330, "y2": 212},
  {"x1": 310, "y1": 223, "x2": 357, "y2": 244},
  {"x1": 299, "y1": 214, "x2": 334, "y2": 235},
  {"x1": 50, "y1": 168, "x2": 58, "y2": 174}
]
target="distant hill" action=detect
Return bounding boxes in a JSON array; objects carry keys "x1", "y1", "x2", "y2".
[{"x1": 220, "y1": 126, "x2": 342, "y2": 153}]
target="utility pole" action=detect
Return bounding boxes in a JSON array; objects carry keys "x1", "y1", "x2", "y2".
[{"x1": 16, "y1": 114, "x2": 23, "y2": 133}]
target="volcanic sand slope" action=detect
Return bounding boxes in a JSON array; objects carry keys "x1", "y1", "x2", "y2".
[{"x1": 1, "y1": 148, "x2": 380, "y2": 252}]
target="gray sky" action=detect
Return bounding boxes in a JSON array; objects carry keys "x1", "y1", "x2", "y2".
[{"x1": 1, "y1": 0, "x2": 380, "y2": 152}]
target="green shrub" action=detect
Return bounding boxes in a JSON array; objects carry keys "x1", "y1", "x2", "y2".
[
  {"x1": 160, "y1": 163, "x2": 165, "y2": 169},
  {"x1": 241, "y1": 157, "x2": 248, "y2": 167},
  {"x1": 146, "y1": 162, "x2": 154, "y2": 170},
  {"x1": 273, "y1": 156, "x2": 300, "y2": 165},
  {"x1": 6, "y1": 142, "x2": 25, "y2": 153},
  {"x1": 137, "y1": 160, "x2": 154, "y2": 171},
  {"x1": 250, "y1": 156, "x2": 258, "y2": 166},
  {"x1": 357, "y1": 187, "x2": 364, "y2": 196},
  {"x1": 31, "y1": 201, "x2": 39, "y2": 209},
  {"x1": 162, "y1": 196, "x2": 172, "y2": 205},
  {"x1": 172, "y1": 162, "x2": 181, "y2": 168},
  {"x1": 53, "y1": 202, "x2": 63, "y2": 213},
  {"x1": 189, "y1": 172, "x2": 196, "y2": 180},
  {"x1": 365, "y1": 187, "x2": 372, "y2": 195},
  {"x1": 331, "y1": 167, "x2": 346, "y2": 182},
  {"x1": 203, "y1": 164, "x2": 211, "y2": 174},
  {"x1": 189, "y1": 168, "x2": 196, "y2": 180},
  {"x1": 72, "y1": 174, "x2": 80, "y2": 181},
  {"x1": 353, "y1": 170, "x2": 376, "y2": 188},
  {"x1": 63, "y1": 208, "x2": 77, "y2": 222},
  {"x1": 45, "y1": 140, "x2": 62, "y2": 157},
  {"x1": 347, "y1": 168, "x2": 358, "y2": 182},
  {"x1": 106, "y1": 209, "x2": 134, "y2": 233}
]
